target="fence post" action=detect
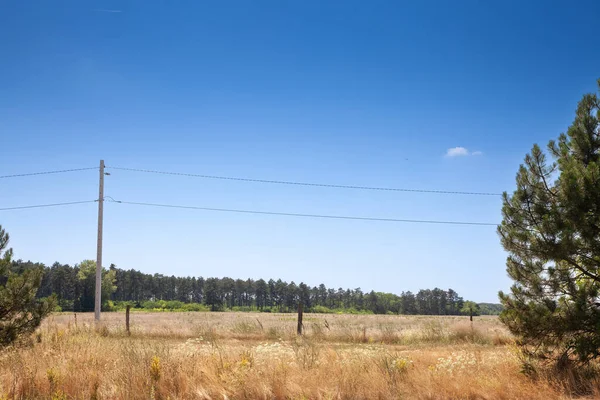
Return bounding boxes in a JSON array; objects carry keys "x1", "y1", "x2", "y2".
[
  {"x1": 126, "y1": 305, "x2": 131, "y2": 336},
  {"x1": 297, "y1": 302, "x2": 303, "y2": 335}
]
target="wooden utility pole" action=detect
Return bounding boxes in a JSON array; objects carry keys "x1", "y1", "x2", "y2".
[{"x1": 95, "y1": 160, "x2": 105, "y2": 321}]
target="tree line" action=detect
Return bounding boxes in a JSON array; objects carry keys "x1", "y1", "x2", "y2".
[{"x1": 11, "y1": 259, "x2": 500, "y2": 315}]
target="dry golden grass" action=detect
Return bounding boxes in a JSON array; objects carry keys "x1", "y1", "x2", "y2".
[{"x1": 0, "y1": 312, "x2": 594, "y2": 399}]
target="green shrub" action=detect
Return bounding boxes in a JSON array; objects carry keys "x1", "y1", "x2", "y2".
[
  {"x1": 164, "y1": 300, "x2": 184, "y2": 310},
  {"x1": 57, "y1": 299, "x2": 74, "y2": 311},
  {"x1": 337, "y1": 307, "x2": 373, "y2": 315},
  {"x1": 311, "y1": 305, "x2": 334, "y2": 314},
  {"x1": 102, "y1": 300, "x2": 116, "y2": 312},
  {"x1": 142, "y1": 300, "x2": 162, "y2": 310},
  {"x1": 182, "y1": 303, "x2": 209, "y2": 312}
]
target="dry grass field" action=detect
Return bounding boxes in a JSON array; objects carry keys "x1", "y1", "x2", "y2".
[{"x1": 0, "y1": 312, "x2": 595, "y2": 399}]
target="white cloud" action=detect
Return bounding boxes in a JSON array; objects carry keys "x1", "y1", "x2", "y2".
[
  {"x1": 445, "y1": 147, "x2": 483, "y2": 157},
  {"x1": 446, "y1": 147, "x2": 470, "y2": 157}
]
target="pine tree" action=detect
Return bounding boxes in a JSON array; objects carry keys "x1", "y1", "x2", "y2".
[
  {"x1": 0, "y1": 225, "x2": 54, "y2": 347},
  {"x1": 498, "y1": 80, "x2": 600, "y2": 366}
]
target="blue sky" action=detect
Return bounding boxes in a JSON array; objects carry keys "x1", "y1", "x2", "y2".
[{"x1": 1, "y1": 1, "x2": 598, "y2": 302}]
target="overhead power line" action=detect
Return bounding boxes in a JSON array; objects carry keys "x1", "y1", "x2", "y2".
[
  {"x1": 108, "y1": 166, "x2": 502, "y2": 196},
  {"x1": 108, "y1": 199, "x2": 498, "y2": 226},
  {"x1": 0, "y1": 200, "x2": 97, "y2": 211},
  {"x1": 0, "y1": 167, "x2": 98, "y2": 179}
]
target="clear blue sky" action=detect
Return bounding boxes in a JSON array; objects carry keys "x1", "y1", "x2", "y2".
[{"x1": 1, "y1": 1, "x2": 598, "y2": 302}]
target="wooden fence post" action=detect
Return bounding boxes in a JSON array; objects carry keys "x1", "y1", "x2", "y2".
[
  {"x1": 297, "y1": 302, "x2": 303, "y2": 335},
  {"x1": 126, "y1": 305, "x2": 131, "y2": 336}
]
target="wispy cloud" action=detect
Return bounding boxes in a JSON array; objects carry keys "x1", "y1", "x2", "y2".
[
  {"x1": 445, "y1": 147, "x2": 483, "y2": 157},
  {"x1": 446, "y1": 147, "x2": 469, "y2": 157},
  {"x1": 93, "y1": 9, "x2": 122, "y2": 13}
]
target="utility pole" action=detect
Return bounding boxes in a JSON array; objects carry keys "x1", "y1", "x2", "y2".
[{"x1": 95, "y1": 160, "x2": 105, "y2": 321}]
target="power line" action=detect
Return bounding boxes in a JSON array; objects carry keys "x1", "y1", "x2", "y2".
[
  {"x1": 0, "y1": 200, "x2": 97, "y2": 211},
  {"x1": 0, "y1": 167, "x2": 98, "y2": 179},
  {"x1": 108, "y1": 166, "x2": 502, "y2": 196},
  {"x1": 109, "y1": 199, "x2": 498, "y2": 226}
]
